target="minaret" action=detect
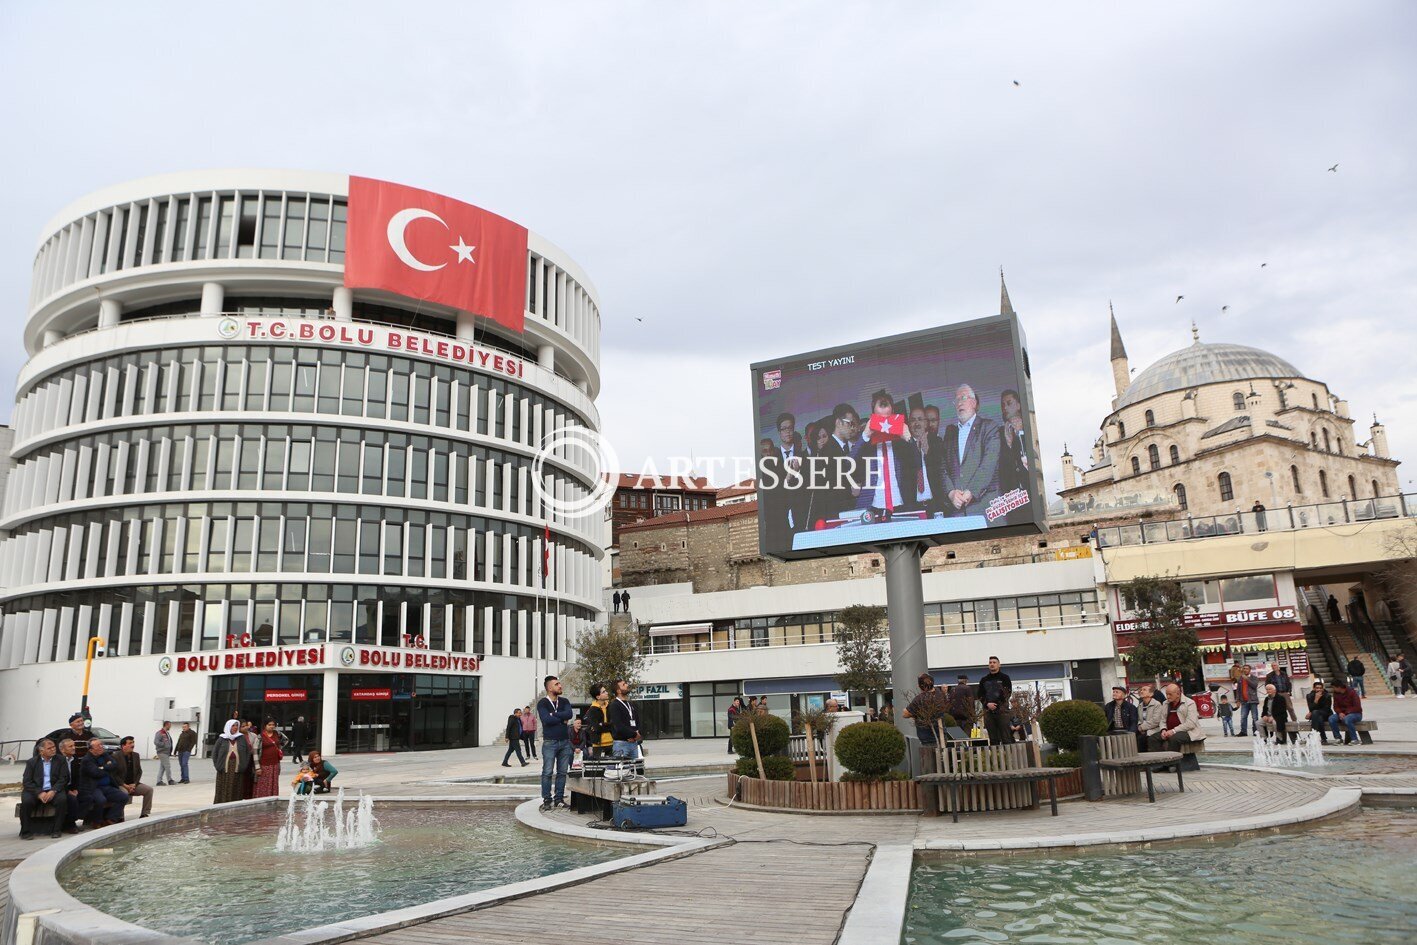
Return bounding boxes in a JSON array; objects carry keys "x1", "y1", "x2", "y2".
[
  {"x1": 1109, "y1": 303, "x2": 1130, "y2": 400},
  {"x1": 1061, "y1": 444, "x2": 1077, "y2": 491},
  {"x1": 1000, "y1": 267, "x2": 1016, "y2": 317},
  {"x1": 1370, "y1": 415, "x2": 1390, "y2": 459}
]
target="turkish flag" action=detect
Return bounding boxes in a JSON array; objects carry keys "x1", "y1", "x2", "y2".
[{"x1": 344, "y1": 176, "x2": 529, "y2": 333}]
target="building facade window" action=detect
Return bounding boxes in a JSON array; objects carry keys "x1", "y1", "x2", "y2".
[
  {"x1": 1174, "y1": 483, "x2": 1188, "y2": 511},
  {"x1": 1323, "y1": 429, "x2": 1331, "y2": 452},
  {"x1": 1145, "y1": 409, "x2": 1155, "y2": 427},
  {"x1": 1319, "y1": 470, "x2": 1329, "y2": 498},
  {"x1": 1147, "y1": 444, "x2": 1160, "y2": 470},
  {"x1": 1218, "y1": 471, "x2": 1234, "y2": 502},
  {"x1": 1373, "y1": 479, "x2": 1380, "y2": 497},
  {"x1": 1291, "y1": 465, "x2": 1302, "y2": 494},
  {"x1": 1233, "y1": 392, "x2": 1245, "y2": 411},
  {"x1": 1347, "y1": 475, "x2": 1356, "y2": 498},
  {"x1": 1169, "y1": 445, "x2": 1180, "y2": 465},
  {"x1": 1130, "y1": 456, "x2": 1141, "y2": 475}
]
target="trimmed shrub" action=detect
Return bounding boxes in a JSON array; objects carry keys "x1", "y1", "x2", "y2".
[
  {"x1": 841, "y1": 769, "x2": 911, "y2": 782},
  {"x1": 1037, "y1": 700, "x2": 1108, "y2": 750},
  {"x1": 734, "y1": 755, "x2": 796, "y2": 780},
  {"x1": 834, "y1": 721, "x2": 906, "y2": 778},
  {"x1": 731, "y1": 712, "x2": 790, "y2": 758},
  {"x1": 1046, "y1": 748, "x2": 1081, "y2": 769}
]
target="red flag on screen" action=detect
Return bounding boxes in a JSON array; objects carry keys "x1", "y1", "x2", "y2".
[
  {"x1": 542, "y1": 524, "x2": 552, "y2": 586},
  {"x1": 344, "y1": 176, "x2": 529, "y2": 333}
]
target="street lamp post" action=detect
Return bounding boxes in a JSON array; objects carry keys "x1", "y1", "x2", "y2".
[{"x1": 81, "y1": 636, "x2": 105, "y2": 720}]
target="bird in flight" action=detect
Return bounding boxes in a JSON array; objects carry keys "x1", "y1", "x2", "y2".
[
  {"x1": 635, "y1": 317, "x2": 643, "y2": 322},
  {"x1": 1175, "y1": 295, "x2": 1185, "y2": 304},
  {"x1": 1260, "y1": 262, "x2": 1268, "y2": 268},
  {"x1": 1327, "y1": 164, "x2": 1339, "y2": 172},
  {"x1": 1221, "y1": 305, "x2": 1229, "y2": 313},
  {"x1": 1012, "y1": 80, "x2": 1020, "y2": 87}
]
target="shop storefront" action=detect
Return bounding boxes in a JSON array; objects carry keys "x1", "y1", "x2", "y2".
[{"x1": 1115, "y1": 605, "x2": 1309, "y2": 686}]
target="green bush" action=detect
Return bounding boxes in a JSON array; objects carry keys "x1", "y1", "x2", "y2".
[
  {"x1": 834, "y1": 721, "x2": 906, "y2": 778},
  {"x1": 1046, "y1": 748, "x2": 1081, "y2": 769},
  {"x1": 841, "y1": 769, "x2": 911, "y2": 782},
  {"x1": 1037, "y1": 700, "x2": 1108, "y2": 750},
  {"x1": 731, "y1": 712, "x2": 790, "y2": 758},
  {"x1": 734, "y1": 755, "x2": 796, "y2": 780}
]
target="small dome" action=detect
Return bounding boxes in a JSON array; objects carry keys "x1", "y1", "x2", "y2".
[{"x1": 1116, "y1": 341, "x2": 1302, "y2": 409}]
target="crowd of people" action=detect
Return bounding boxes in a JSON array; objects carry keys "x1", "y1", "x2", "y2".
[
  {"x1": 759, "y1": 383, "x2": 1033, "y2": 550},
  {"x1": 1213, "y1": 659, "x2": 1369, "y2": 745},
  {"x1": 1103, "y1": 682, "x2": 1205, "y2": 752},
  {"x1": 209, "y1": 716, "x2": 334, "y2": 802},
  {"x1": 501, "y1": 675, "x2": 646, "y2": 813}
]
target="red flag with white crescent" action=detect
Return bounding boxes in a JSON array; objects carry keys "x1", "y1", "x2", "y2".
[
  {"x1": 542, "y1": 524, "x2": 552, "y2": 587},
  {"x1": 344, "y1": 176, "x2": 529, "y2": 333}
]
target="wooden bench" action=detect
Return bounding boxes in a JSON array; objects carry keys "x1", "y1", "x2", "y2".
[
  {"x1": 915, "y1": 742, "x2": 1070, "y2": 823},
  {"x1": 1284, "y1": 720, "x2": 1377, "y2": 744},
  {"x1": 1093, "y1": 733, "x2": 1184, "y2": 803},
  {"x1": 14, "y1": 801, "x2": 57, "y2": 820}
]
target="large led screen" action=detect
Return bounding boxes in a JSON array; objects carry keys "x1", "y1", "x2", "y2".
[{"x1": 750, "y1": 315, "x2": 1045, "y2": 560}]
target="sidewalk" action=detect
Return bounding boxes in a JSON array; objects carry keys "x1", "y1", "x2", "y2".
[{"x1": 1197, "y1": 689, "x2": 1417, "y2": 751}]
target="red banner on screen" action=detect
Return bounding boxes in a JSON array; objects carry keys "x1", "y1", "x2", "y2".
[
  {"x1": 263, "y1": 689, "x2": 308, "y2": 702},
  {"x1": 344, "y1": 176, "x2": 528, "y2": 333},
  {"x1": 351, "y1": 687, "x2": 393, "y2": 701}
]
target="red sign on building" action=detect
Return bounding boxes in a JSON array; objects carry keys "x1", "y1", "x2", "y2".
[
  {"x1": 1112, "y1": 606, "x2": 1298, "y2": 634},
  {"x1": 351, "y1": 688, "x2": 393, "y2": 701},
  {"x1": 263, "y1": 689, "x2": 308, "y2": 702}
]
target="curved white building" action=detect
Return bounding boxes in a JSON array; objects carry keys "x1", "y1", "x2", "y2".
[{"x1": 0, "y1": 170, "x2": 604, "y2": 756}]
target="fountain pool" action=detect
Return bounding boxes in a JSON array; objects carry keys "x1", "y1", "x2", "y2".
[
  {"x1": 903, "y1": 806, "x2": 1417, "y2": 944},
  {"x1": 59, "y1": 803, "x2": 630, "y2": 944}
]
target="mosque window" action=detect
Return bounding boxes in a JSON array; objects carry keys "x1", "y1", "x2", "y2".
[
  {"x1": 1147, "y1": 444, "x2": 1160, "y2": 470},
  {"x1": 1232, "y1": 392, "x2": 1245, "y2": 411},
  {"x1": 1347, "y1": 475, "x2": 1356, "y2": 498},
  {"x1": 1372, "y1": 479, "x2": 1380, "y2": 498},
  {"x1": 1311, "y1": 432, "x2": 1318, "y2": 449},
  {"x1": 1117, "y1": 420, "x2": 1126, "y2": 439},
  {"x1": 1130, "y1": 456, "x2": 1141, "y2": 475},
  {"x1": 1312, "y1": 392, "x2": 1320, "y2": 410},
  {"x1": 1291, "y1": 465, "x2": 1302, "y2": 494},
  {"x1": 1169, "y1": 445, "x2": 1180, "y2": 465},
  {"x1": 1173, "y1": 483, "x2": 1188, "y2": 511},
  {"x1": 1145, "y1": 409, "x2": 1155, "y2": 427},
  {"x1": 1319, "y1": 470, "x2": 1330, "y2": 498},
  {"x1": 1217, "y1": 471, "x2": 1233, "y2": 502},
  {"x1": 1322, "y1": 429, "x2": 1331, "y2": 452}
]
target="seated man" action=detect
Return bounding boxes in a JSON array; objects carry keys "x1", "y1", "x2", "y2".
[
  {"x1": 1104, "y1": 685, "x2": 1137, "y2": 733},
  {"x1": 78, "y1": 738, "x2": 129, "y2": 827},
  {"x1": 1305, "y1": 681, "x2": 1333, "y2": 745},
  {"x1": 1327, "y1": 680, "x2": 1364, "y2": 745},
  {"x1": 294, "y1": 750, "x2": 339, "y2": 794},
  {"x1": 113, "y1": 736, "x2": 154, "y2": 818},
  {"x1": 19, "y1": 738, "x2": 68, "y2": 840},
  {"x1": 1135, "y1": 683, "x2": 1165, "y2": 753},
  {"x1": 1149, "y1": 683, "x2": 1203, "y2": 752},
  {"x1": 57, "y1": 738, "x2": 88, "y2": 833}
]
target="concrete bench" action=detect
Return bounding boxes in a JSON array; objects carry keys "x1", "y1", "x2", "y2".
[
  {"x1": 916, "y1": 743, "x2": 1069, "y2": 823},
  {"x1": 1284, "y1": 720, "x2": 1377, "y2": 744}
]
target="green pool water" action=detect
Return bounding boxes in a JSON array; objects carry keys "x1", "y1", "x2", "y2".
[
  {"x1": 60, "y1": 805, "x2": 629, "y2": 944},
  {"x1": 904, "y1": 807, "x2": 1417, "y2": 944}
]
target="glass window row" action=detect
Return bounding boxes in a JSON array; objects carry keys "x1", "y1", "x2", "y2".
[
  {"x1": 0, "y1": 501, "x2": 599, "y2": 602},
  {"x1": 3, "y1": 420, "x2": 592, "y2": 531},
  {"x1": 645, "y1": 590, "x2": 1105, "y2": 653},
  {"x1": 12, "y1": 345, "x2": 593, "y2": 459},
  {"x1": 0, "y1": 582, "x2": 595, "y2": 667}
]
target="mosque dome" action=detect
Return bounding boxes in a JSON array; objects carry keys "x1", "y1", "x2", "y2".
[{"x1": 1115, "y1": 340, "x2": 1303, "y2": 409}]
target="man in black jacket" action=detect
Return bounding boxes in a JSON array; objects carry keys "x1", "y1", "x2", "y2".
[
  {"x1": 501, "y1": 709, "x2": 527, "y2": 767},
  {"x1": 536, "y1": 676, "x2": 579, "y2": 811},
  {"x1": 19, "y1": 738, "x2": 68, "y2": 839},
  {"x1": 977, "y1": 657, "x2": 1013, "y2": 745},
  {"x1": 56, "y1": 738, "x2": 86, "y2": 832},
  {"x1": 1104, "y1": 686, "x2": 1138, "y2": 732},
  {"x1": 79, "y1": 738, "x2": 128, "y2": 827},
  {"x1": 1346, "y1": 657, "x2": 1366, "y2": 696},
  {"x1": 114, "y1": 736, "x2": 154, "y2": 818},
  {"x1": 608, "y1": 679, "x2": 642, "y2": 760},
  {"x1": 290, "y1": 716, "x2": 310, "y2": 764},
  {"x1": 1305, "y1": 681, "x2": 1333, "y2": 745}
]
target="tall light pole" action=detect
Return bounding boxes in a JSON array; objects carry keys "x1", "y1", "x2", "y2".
[{"x1": 81, "y1": 636, "x2": 105, "y2": 720}]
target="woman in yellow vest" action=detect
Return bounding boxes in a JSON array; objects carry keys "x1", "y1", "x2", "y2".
[{"x1": 583, "y1": 684, "x2": 615, "y2": 759}]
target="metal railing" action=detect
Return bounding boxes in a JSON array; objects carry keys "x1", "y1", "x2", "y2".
[
  {"x1": 645, "y1": 610, "x2": 1110, "y2": 655},
  {"x1": 1096, "y1": 492, "x2": 1415, "y2": 549}
]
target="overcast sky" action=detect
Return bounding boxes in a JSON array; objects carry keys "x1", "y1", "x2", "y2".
[{"x1": 2, "y1": 2, "x2": 1414, "y2": 497}]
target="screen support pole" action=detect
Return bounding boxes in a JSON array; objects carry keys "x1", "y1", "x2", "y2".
[{"x1": 883, "y1": 542, "x2": 928, "y2": 766}]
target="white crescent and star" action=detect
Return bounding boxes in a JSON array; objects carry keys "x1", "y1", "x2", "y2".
[{"x1": 386, "y1": 207, "x2": 476, "y2": 271}]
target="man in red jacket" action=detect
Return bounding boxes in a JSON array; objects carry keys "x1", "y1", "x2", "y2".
[{"x1": 1327, "y1": 681, "x2": 1363, "y2": 745}]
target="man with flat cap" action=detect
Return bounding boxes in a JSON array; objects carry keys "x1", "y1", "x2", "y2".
[{"x1": 1104, "y1": 685, "x2": 1137, "y2": 732}]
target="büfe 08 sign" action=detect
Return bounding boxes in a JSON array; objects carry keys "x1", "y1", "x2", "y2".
[{"x1": 750, "y1": 314, "x2": 1046, "y2": 561}]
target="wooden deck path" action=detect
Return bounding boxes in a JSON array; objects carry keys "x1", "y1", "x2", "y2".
[{"x1": 358, "y1": 841, "x2": 871, "y2": 945}]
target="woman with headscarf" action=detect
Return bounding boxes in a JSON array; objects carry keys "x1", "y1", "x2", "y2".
[
  {"x1": 251, "y1": 720, "x2": 284, "y2": 797},
  {"x1": 212, "y1": 720, "x2": 251, "y2": 804}
]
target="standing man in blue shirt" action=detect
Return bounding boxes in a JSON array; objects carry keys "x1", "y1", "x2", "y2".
[
  {"x1": 20, "y1": 738, "x2": 69, "y2": 839},
  {"x1": 536, "y1": 675, "x2": 580, "y2": 812}
]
